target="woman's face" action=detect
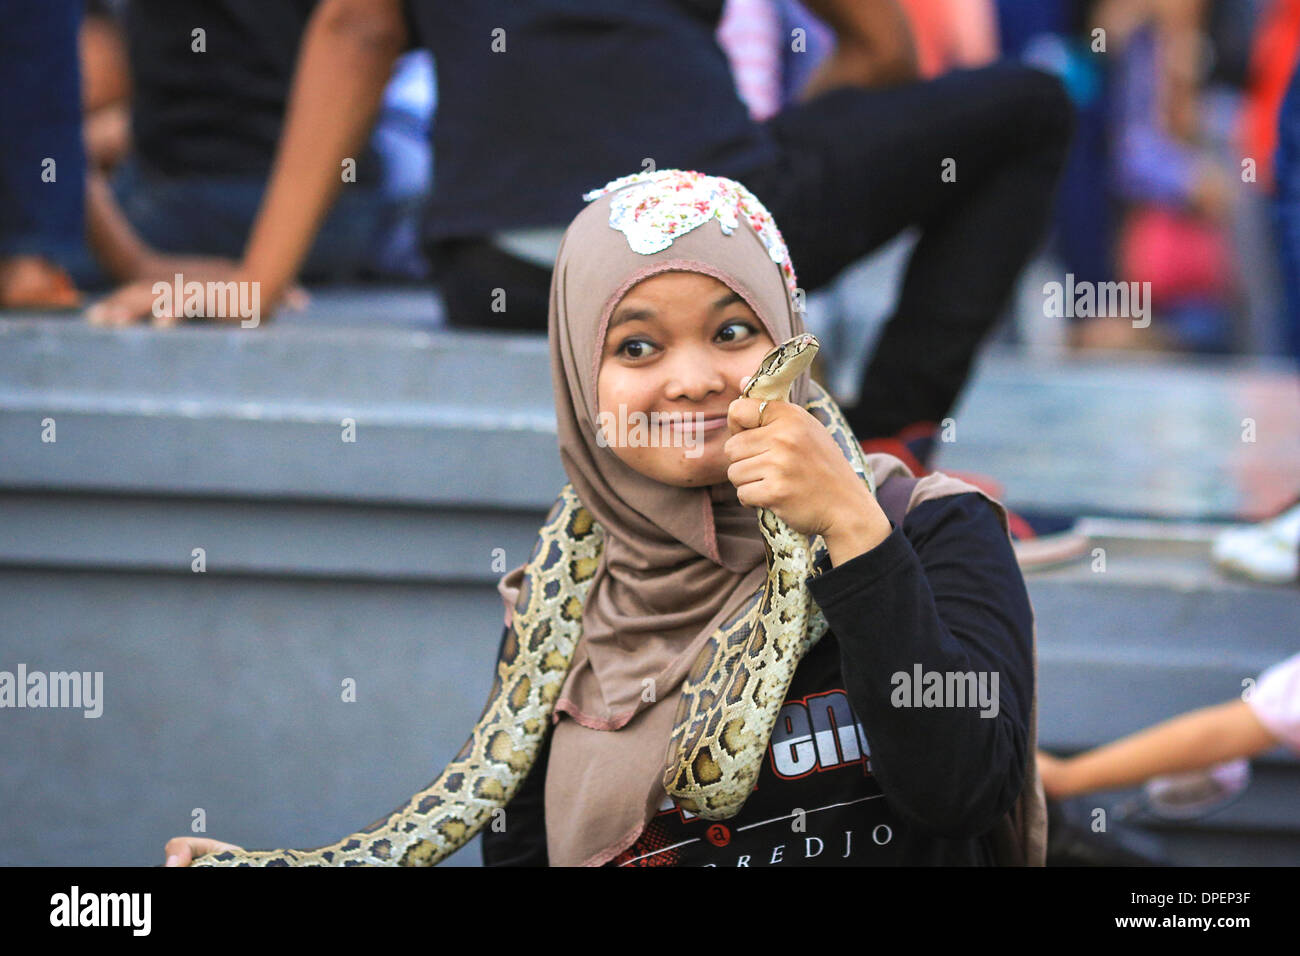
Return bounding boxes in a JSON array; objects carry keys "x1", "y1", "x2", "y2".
[{"x1": 596, "y1": 271, "x2": 776, "y2": 487}]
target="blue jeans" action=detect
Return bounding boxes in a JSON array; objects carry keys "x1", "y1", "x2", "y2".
[
  {"x1": 1274, "y1": 62, "x2": 1300, "y2": 369},
  {"x1": 0, "y1": 0, "x2": 84, "y2": 261},
  {"x1": 109, "y1": 158, "x2": 393, "y2": 283}
]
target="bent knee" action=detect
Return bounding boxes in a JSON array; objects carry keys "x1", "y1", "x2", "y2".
[{"x1": 1010, "y1": 65, "x2": 1075, "y2": 142}]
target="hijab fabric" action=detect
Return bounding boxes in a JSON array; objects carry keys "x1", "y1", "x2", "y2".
[{"x1": 493, "y1": 169, "x2": 815, "y2": 866}]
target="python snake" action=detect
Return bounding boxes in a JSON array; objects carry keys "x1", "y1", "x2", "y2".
[{"x1": 193, "y1": 333, "x2": 877, "y2": 866}]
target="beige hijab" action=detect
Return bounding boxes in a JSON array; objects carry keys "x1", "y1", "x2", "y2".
[{"x1": 495, "y1": 170, "x2": 1024, "y2": 867}]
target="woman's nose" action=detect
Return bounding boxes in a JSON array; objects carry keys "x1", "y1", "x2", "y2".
[{"x1": 664, "y1": 351, "x2": 726, "y2": 400}]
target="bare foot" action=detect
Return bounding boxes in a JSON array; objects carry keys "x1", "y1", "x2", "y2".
[{"x1": 0, "y1": 256, "x2": 82, "y2": 310}]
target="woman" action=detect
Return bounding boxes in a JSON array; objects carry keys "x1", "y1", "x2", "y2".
[
  {"x1": 164, "y1": 169, "x2": 1041, "y2": 867},
  {"x1": 484, "y1": 168, "x2": 1040, "y2": 867}
]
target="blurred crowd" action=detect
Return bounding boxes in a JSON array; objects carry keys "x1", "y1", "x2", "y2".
[
  {"x1": 3, "y1": 0, "x2": 1298, "y2": 575},
  {"x1": 0, "y1": 0, "x2": 1298, "y2": 365}
]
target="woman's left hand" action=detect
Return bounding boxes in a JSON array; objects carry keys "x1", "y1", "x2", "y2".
[{"x1": 725, "y1": 396, "x2": 888, "y2": 550}]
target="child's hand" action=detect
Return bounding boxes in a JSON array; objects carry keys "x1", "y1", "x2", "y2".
[
  {"x1": 724, "y1": 396, "x2": 888, "y2": 560},
  {"x1": 1035, "y1": 750, "x2": 1073, "y2": 799}
]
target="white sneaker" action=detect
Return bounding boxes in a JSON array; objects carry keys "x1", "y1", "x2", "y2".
[{"x1": 1212, "y1": 501, "x2": 1300, "y2": 584}]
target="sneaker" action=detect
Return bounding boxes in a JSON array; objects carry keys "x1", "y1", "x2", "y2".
[{"x1": 1212, "y1": 499, "x2": 1300, "y2": 585}]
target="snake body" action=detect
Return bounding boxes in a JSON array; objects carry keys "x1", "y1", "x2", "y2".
[{"x1": 193, "y1": 334, "x2": 876, "y2": 865}]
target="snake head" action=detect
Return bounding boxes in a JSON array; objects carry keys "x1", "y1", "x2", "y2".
[{"x1": 741, "y1": 333, "x2": 820, "y2": 401}]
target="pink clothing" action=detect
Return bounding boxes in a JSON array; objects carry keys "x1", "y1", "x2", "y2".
[
  {"x1": 1248, "y1": 651, "x2": 1300, "y2": 753},
  {"x1": 717, "y1": 0, "x2": 783, "y2": 121},
  {"x1": 898, "y1": 0, "x2": 999, "y2": 78}
]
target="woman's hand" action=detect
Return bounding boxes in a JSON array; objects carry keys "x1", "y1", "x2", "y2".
[
  {"x1": 162, "y1": 836, "x2": 245, "y2": 867},
  {"x1": 725, "y1": 395, "x2": 890, "y2": 565}
]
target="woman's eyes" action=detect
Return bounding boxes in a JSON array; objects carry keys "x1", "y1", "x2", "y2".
[
  {"x1": 615, "y1": 320, "x2": 757, "y2": 359},
  {"x1": 715, "y1": 320, "x2": 757, "y2": 344}
]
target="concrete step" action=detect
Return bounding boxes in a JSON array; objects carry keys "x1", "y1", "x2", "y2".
[
  {"x1": 2, "y1": 302, "x2": 1297, "y2": 866},
  {"x1": 933, "y1": 350, "x2": 1300, "y2": 521},
  {"x1": 0, "y1": 317, "x2": 561, "y2": 508},
  {"x1": 4, "y1": 309, "x2": 1298, "y2": 518}
]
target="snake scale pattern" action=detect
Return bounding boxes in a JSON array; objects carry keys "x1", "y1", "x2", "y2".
[{"x1": 193, "y1": 335, "x2": 876, "y2": 866}]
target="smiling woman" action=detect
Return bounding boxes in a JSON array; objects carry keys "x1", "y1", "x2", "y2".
[
  {"x1": 596, "y1": 272, "x2": 775, "y2": 486},
  {"x1": 170, "y1": 169, "x2": 1041, "y2": 869},
  {"x1": 485, "y1": 167, "x2": 1041, "y2": 867}
]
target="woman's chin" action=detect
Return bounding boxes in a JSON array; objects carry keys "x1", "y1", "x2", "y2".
[
  {"x1": 644, "y1": 454, "x2": 728, "y2": 488},
  {"x1": 677, "y1": 463, "x2": 731, "y2": 488}
]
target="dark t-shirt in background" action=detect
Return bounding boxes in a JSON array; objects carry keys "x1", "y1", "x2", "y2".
[
  {"x1": 405, "y1": 0, "x2": 778, "y2": 240},
  {"x1": 125, "y1": 0, "x2": 382, "y2": 181}
]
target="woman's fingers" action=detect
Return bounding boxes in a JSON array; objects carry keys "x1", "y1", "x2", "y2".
[
  {"x1": 87, "y1": 271, "x2": 283, "y2": 327},
  {"x1": 1035, "y1": 751, "x2": 1069, "y2": 799},
  {"x1": 162, "y1": 836, "x2": 194, "y2": 867},
  {"x1": 282, "y1": 285, "x2": 310, "y2": 311},
  {"x1": 727, "y1": 396, "x2": 781, "y2": 434},
  {"x1": 86, "y1": 283, "x2": 152, "y2": 326},
  {"x1": 163, "y1": 836, "x2": 244, "y2": 866},
  {"x1": 732, "y1": 476, "x2": 769, "y2": 509},
  {"x1": 725, "y1": 451, "x2": 769, "y2": 488}
]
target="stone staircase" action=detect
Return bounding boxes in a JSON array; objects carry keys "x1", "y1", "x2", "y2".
[{"x1": 1, "y1": 296, "x2": 1296, "y2": 866}]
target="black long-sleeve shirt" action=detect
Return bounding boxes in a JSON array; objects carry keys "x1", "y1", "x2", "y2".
[{"x1": 481, "y1": 491, "x2": 1035, "y2": 866}]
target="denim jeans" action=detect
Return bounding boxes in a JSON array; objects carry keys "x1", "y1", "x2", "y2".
[
  {"x1": 0, "y1": 0, "x2": 84, "y2": 261},
  {"x1": 110, "y1": 158, "x2": 393, "y2": 283},
  {"x1": 1274, "y1": 61, "x2": 1300, "y2": 369}
]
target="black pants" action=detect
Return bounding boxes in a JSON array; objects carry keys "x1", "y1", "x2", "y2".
[{"x1": 433, "y1": 62, "x2": 1073, "y2": 442}]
